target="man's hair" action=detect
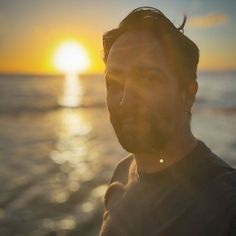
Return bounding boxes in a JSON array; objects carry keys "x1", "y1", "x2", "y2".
[{"x1": 103, "y1": 7, "x2": 199, "y2": 88}]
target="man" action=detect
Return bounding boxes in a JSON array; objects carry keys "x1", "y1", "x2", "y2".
[{"x1": 99, "y1": 7, "x2": 236, "y2": 236}]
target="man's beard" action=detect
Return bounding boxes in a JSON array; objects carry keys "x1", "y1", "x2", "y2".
[{"x1": 110, "y1": 114, "x2": 169, "y2": 154}]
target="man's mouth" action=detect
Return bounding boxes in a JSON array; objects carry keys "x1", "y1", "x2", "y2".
[{"x1": 120, "y1": 116, "x2": 150, "y2": 134}]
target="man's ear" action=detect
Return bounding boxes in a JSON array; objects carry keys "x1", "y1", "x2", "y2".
[{"x1": 183, "y1": 80, "x2": 198, "y2": 111}]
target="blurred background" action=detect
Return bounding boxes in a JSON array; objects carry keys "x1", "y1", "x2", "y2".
[{"x1": 0, "y1": 0, "x2": 236, "y2": 235}]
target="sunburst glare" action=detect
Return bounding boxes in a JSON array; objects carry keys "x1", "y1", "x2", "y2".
[
  {"x1": 59, "y1": 74, "x2": 83, "y2": 107},
  {"x1": 54, "y1": 41, "x2": 90, "y2": 107},
  {"x1": 54, "y1": 41, "x2": 90, "y2": 74}
]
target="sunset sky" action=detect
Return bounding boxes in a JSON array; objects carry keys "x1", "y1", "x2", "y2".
[{"x1": 0, "y1": 0, "x2": 235, "y2": 74}]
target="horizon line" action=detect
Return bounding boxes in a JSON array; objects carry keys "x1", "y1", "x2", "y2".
[
  {"x1": 0, "y1": 72, "x2": 104, "y2": 77},
  {"x1": 0, "y1": 69, "x2": 236, "y2": 76}
]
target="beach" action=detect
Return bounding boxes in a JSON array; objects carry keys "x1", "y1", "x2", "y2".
[{"x1": 0, "y1": 72, "x2": 235, "y2": 235}]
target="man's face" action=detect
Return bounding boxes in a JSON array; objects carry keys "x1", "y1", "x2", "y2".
[{"x1": 105, "y1": 31, "x2": 192, "y2": 153}]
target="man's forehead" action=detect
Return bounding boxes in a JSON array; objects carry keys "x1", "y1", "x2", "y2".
[
  {"x1": 107, "y1": 31, "x2": 168, "y2": 65},
  {"x1": 106, "y1": 56, "x2": 161, "y2": 75},
  {"x1": 109, "y1": 31, "x2": 160, "y2": 53},
  {"x1": 106, "y1": 32, "x2": 166, "y2": 73}
]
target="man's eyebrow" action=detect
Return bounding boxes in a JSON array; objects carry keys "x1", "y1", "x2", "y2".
[
  {"x1": 133, "y1": 66, "x2": 164, "y2": 74},
  {"x1": 105, "y1": 66, "x2": 167, "y2": 79}
]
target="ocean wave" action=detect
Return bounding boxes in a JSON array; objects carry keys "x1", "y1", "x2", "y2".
[
  {"x1": 0, "y1": 102, "x2": 107, "y2": 115},
  {"x1": 193, "y1": 107, "x2": 236, "y2": 115}
]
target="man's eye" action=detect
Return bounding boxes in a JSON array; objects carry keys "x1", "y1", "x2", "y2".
[{"x1": 143, "y1": 74, "x2": 163, "y2": 84}]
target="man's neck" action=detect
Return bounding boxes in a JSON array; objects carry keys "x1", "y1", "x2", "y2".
[{"x1": 134, "y1": 132, "x2": 198, "y2": 174}]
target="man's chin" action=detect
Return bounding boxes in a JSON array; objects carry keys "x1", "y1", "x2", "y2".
[
  {"x1": 111, "y1": 121, "x2": 168, "y2": 153},
  {"x1": 115, "y1": 130, "x2": 168, "y2": 154},
  {"x1": 117, "y1": 135, "x2": 158, "y2": 154}
]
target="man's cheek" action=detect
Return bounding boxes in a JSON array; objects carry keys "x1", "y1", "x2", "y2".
[{"x1": 107, "y1": 99, "x2": 119, "y2": 115}]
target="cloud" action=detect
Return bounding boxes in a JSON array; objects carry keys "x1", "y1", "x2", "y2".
[{"x1": 188, "y1": 13, "x2": 229, "y2": 28}]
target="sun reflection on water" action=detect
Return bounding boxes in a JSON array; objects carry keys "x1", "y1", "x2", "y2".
[
  {"x1": 50, "y1": 109, "x2": 92, "y2": 167},
  {"x1": 49, "y1": 109, "x2": 97, "y2": 202},
  {"x1": 59, "y1": 74, "x2": 83, "y2": 108},
  {"x1": 47, "y1": 72, "x2": 107, "y2": 233}
]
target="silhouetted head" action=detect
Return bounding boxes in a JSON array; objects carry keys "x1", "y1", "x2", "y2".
[
  {"x1": 103, "y1": 7, "x2": 199, "y2": 89},
  {"x1": 103, "y1": 7, "x2": 199, "y2": 153}
]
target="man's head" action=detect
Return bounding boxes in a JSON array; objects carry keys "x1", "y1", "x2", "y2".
[{"x1": 103, "y1": 7, "x2": 199, "y2": 153}]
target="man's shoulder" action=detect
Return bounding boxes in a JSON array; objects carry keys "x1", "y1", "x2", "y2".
[
  {"x1": 199, "y1": 142, "x2": 236, "y2": 210},
  {"x1": 109, "y1": 154, "x2": 135, "y2": 185},
  {"x1": 104, "y1": 154, "x2": 135, "y2": 211},
  {"x1": 210, "y1": 160, "x2": 236, "y2": 200},
  {"x1": 194, "y1": 161, "x2": 236, "y2": 229},
  {"x1": 195, "y1": 141, "x2": 235, "y2": 177}
]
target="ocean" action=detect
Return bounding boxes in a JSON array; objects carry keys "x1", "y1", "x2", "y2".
[{"x1": 0, "y1": 71, "x2": 235, "y2": 235}]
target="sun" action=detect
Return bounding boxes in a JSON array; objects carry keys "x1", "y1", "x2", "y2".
[{"x1": 54, "y1": 41, "x2": 90, "y2": 74}]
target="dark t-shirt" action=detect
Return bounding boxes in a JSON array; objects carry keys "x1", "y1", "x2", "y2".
[{"x1": 99, "y1": 141, "x2": 236, "y2": 236}]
